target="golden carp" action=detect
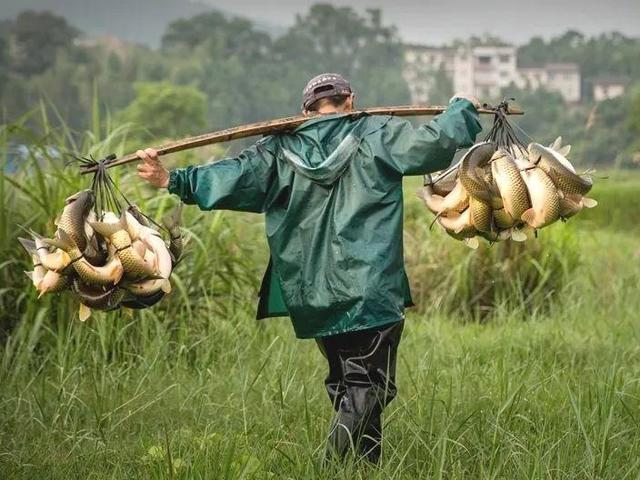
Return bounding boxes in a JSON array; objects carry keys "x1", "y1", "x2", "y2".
[
  {"x1": 43, "y1": 229, "x2": 124, "y2": 287},
  {"x1": 123, "y1": 211, "x2": 172, "y2": 294},
  {"x1": 459, "y1": 142, "x2": 496, "y2": 203},
  {"x1": 528, "y1": 143, "x2": 592, "y2": 195},
  {"x1": 519, "y1": 167, "x2": 561, "y2": 228},
  {"x1": 490, "y1": 150, "x2": 531, "y2": 222},
  {"x1": 469, "y1": 196, "x2": 493, "y2": 233},
  {"x1": 90, "y1": 212, "x2": 157, "y2": 279},
  {"x1": 558, "y1": 193, "x2": 598, "y2": 220},
  {"x1": 26, "y1": 235, "x2": 71, "y2": 272},
  {"x1": 55, "y1": 189, "x2": 94, "y2": 252},
  {"x1": 418, "y1": 184, "x2": 442, "y2": 215},
  {"x1": 73, "y1": 281, "x2": 126, "y2": 321},
  {"x1": 37, "y1": 270, "x2": 71, "y2": 297}
]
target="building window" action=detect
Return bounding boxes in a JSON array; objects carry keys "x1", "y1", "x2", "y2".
[
  {"x1": 477, "y1": 56, "x2": 491, "y2": 65},
  {"x1": 498, "y1": 54, "x2": 511, "y2": 63}
]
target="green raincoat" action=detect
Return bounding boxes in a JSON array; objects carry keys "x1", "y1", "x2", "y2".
[{"x1": 168, "y1": 98, "x2": 482, "y2": 338}]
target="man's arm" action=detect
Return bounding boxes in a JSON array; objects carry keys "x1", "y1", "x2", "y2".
[
  {"x1": 380, "y1": 96, "x2": 483, "y2": 176},
  {"x1": 137, "y1": 139, "x2": 276, "y2": 213}
]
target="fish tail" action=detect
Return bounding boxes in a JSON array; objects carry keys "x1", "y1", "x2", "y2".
[
  {"x1": 18, "y1": 237, "x2": 37, "y2": 254},
  {"x1": 42, "y1": 228, "x2": 76, "y2": 252},
  {"x1": 520, "y1": 208, "x2": 537, "y2": 227}
]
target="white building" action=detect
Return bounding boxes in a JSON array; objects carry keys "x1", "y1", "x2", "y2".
[
  {"x1": 518, "y1": 63, "x2": 581, "y2": 103},
  {"x1": 403, "y1": 44, "x2": 581, "y2": 104},
  {"x1": 402, "y1": 45, "x2": 454, "y2": 104},
  {"x1": 592, "y1": 77, "x2": 628, "y2": 102}
]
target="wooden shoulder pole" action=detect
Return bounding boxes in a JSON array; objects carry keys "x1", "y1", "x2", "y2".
[{"x1": 80, "y1": 104, "x2": 523, "y2": 174}]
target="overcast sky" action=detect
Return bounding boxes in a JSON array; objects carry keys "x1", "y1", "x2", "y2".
[{"x1": 199, "y1": 0, "x2": 640, "y2": 45}]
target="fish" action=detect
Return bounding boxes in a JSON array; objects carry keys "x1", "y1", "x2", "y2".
[
  {"x1": 42, "y1": 228, "x2": 124, "y2": 287},
  {"x1": 558, "y1": 193, "x2": 598, "y2": 220},
  {"x1": 437, "y1": 210, "x2": 480, "y2": 249},
  {"x1": 162, "y1": 203, "x2": 184, "y2": 263},
  {"x1": 519, "y1": 167, "x2": 561, "y2": 228},
  {"x1": 493, "y1": 206, "x2": 515, "y2": 229},
  {"x1": 121, "y1": 290, "x2": 165, "y2": 310},
  {"x1": 418, "y1": 180, "x2": 468, "y2": 216},
  {"x1": 55, "y1": 189, "x2": 95, "y2": 252},
  {"x1": 37, "y1": 270, "x2": 72, "y2": 297},
  {"x1": 127, "y1": 204, "x2": 151, "y2": 228},
  {"x1": 22, "y1": 234, "x2": 72, "y2": 272},
  {"x1": 469, "y1": 196, "x2": 493, "y2": 233},
  {"x1": 427, "y1": 169, "x2": 458, "y2": 197},
  {"x1": 73, "y1": 281, "x2": 126, "y2": 321},
  {"x1": 490, "y1": 150, "x2": 531, "y2": 222},
  {"x1": 418, "y1": 184, "x2": 442, "y2": 216},
  {"x1": 459, "y1": 142, "x2": 497, "y2": 203},
  {"x1": 24, "y1": 253, "x2": 47, "y2": 289},
  {"x1": 123, "y1": 211, "x2": 172, "y2": 294},
  {"x1": 528, "y1": 143, "x2": 593, "y2": 196},
  {"x1": 89, "y1": 212, "x2": 157, "y2": 279}
]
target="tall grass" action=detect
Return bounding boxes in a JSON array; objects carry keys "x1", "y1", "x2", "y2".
[{"x1": 1, "y1": 109, "x2": 639, "y2": 478}]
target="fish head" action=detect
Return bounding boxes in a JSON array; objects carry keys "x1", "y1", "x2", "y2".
[
  {"x1": 64, "y1": 189, "x2": 95, "y2": 209},
  {"x1": 527, "y1": 143, "x2": 545, "y2": 165}
]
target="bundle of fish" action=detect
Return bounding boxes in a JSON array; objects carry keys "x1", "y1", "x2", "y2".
[
  {"x1": 419, "y1": 137, "x2": 597, "y2": 249},
  {"x1": 18, "y1": 189, "x2": 183, "y2": 320}
]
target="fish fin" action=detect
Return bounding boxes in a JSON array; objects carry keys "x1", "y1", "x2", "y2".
[
  {"x1": 79, "y1": 303, "x2": 92, "y2": 322},
  {"x1": 582, "y1": 197, "x2": 598, "y2": 208},
  {"x1": 550, "y1": 136, "x2": 562, "y2": 150},
  {"x1": 24, "y1": 271, "x2": 33, "y2": 280},
  {"x1": 521, "y1": 208, "x2": 537, "y2": 227},
  {"x1": 161, "y1": 279, "x2": 172, "y2": 294},
  {"x1": 53, "y1": 214, "x2": 60, "y2": 226},
  {"x1": 557, "y1": 145, "x2": 571, "y2": 157},
  {"x1": 511, "y1": 230, "x2": 528, "y2": 242},
  {"x1": 463, "y1": 237, "x2": 479, "y2": 249},
  {"x1": 18, "y1": 237, "x2": 37, "y2": 254},
  {"x1": 43, "y1": 228, "x2": 75, "y2": 251},
  {"x1": 497, "y1": 230, "x2": 511, "y2": 241}
]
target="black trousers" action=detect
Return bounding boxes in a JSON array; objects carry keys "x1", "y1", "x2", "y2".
[{"x1": 316, "y1": 321, "x2": 404, "y2": 463}]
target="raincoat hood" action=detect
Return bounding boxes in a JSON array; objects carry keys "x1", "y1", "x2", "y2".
[{"x1": 279, "y1": 113, "x2": 382, "y2": 186}]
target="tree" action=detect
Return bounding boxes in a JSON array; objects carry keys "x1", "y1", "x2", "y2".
[
  {"x1": 119, "y1": 82, "x2": 207, "y2": 139},
  {"x1": 10, "y1": 10, "x2": 79, "y2": 76}
]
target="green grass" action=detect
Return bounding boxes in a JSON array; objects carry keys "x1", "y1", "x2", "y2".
[{"x1": 1, "y1": 111, "x2": 640, "y2": 478}]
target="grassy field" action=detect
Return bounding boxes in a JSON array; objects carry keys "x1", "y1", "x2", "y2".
[{"x1": 1, "y1": 118, "x2": 639, "y2": 478}]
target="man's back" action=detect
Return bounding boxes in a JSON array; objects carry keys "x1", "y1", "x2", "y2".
[{"x1": 167, "y1": 98, "x2": 482, "y2": 338}]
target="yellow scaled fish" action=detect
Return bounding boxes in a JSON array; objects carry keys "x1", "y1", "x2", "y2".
[
  {"x1": 520, "y1": 167, "x2": 561, "y2": 228},
  {"x1": 90, "y1": 212, "x2": 157, "y2": 279}
]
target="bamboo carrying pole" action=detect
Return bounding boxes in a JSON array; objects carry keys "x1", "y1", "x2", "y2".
[{"x1": 80, "y1": 104, "x2": 523, "y2": 174}]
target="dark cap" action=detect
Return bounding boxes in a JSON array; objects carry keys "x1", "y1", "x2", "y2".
[{"x1": 302, "y1": 73, "x2": 352, "y2": 110}]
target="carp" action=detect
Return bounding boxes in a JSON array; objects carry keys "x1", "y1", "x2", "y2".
[
  {"x1": 55, "y1": 190, "x2": 94, "y2": 252},
  {"x1": 528, "y1": 143, "x2": 593, "y2": 196},
  {"x1": 42, "y1": 229, "x2": 124, "y2": 287},
  {"x1": 90, "y1": 212, "x2": 157, "y2": 279},
  {"x1": 73, "y1": 281, "x2": 126, "y2": 321},
  {"x1": 519, "y1": 167, "x2": 561, "y2": 228},
  {"x1": 490, "y1": 150, "x2": 530, "y2": 222},
  {"x1": 459, "y1": 142, "x2": 497, "y2": 203}
]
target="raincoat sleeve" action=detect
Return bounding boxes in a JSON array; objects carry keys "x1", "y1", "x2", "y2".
[
  {"x1": 167, "y1": 137, "x2": 276, "y2": 213},
  {"x1": 381, "y1": 98, "x2": 482, "y2": 176}
]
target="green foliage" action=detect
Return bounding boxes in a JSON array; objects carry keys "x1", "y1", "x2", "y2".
[
  {"x1": 119, "y1": 82, "x2": 207, "y2": 140},
  {"x1": 9, "y1": 10, "x2": 79, "y2": 76}
]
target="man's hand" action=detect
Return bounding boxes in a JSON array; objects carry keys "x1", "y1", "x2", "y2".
[
  {"x1": 450, "y1": 92, "x2": 481, "y2": 109},
  {"x1": 136, "y1": 148, "x2": 170, "y2": 188}
]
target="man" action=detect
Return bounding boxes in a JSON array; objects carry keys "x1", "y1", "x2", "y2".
[{"x1": 136, "y1": 73, "x2": 482, "y2": 463}]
